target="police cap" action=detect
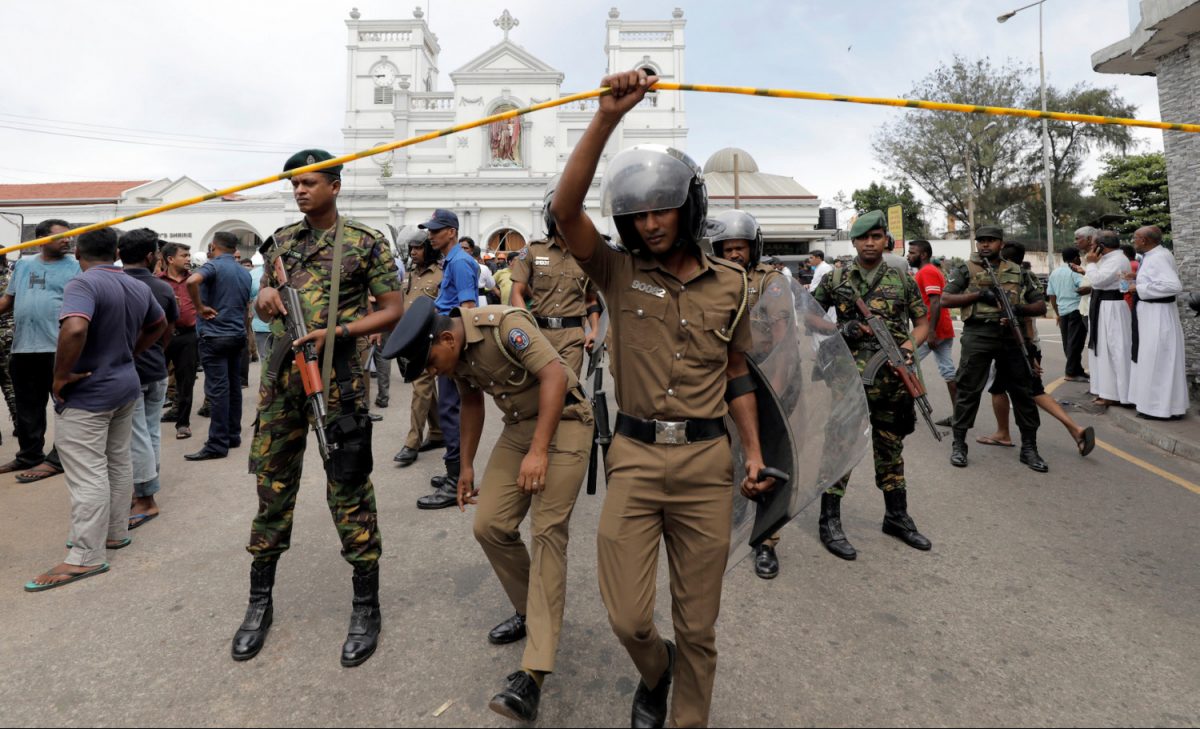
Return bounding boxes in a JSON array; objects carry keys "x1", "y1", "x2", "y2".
[
  {"x1": 849, "y1": 210, "x2": 888, "y2": 239},
  {"x1": 284, "y1": 149, "x2": 343, "y2": 178},
  {"x1": 975, "y1": 225, "x2": 1004, "y2": 241},
  {"x1": 381, "y1": 296, "x2": 437, "y2": 382}
]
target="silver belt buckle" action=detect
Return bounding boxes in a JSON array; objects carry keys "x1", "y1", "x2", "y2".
[
  {"x1": 545, "y1": 317, "x2": 564, "y2": 328},
  {"x1": 654, "y1": 420, "x2": 688, "y2": 445}
]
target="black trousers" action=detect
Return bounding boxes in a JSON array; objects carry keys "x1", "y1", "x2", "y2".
[
  {"x1": 10, "y1": 352, "x2": 62, "y2": 469},
  {"x1": 164, "y1": 328, "x2": 199, "y2": 428},
  {"x1": 1058, "y1": 310, "x2": 1088, "y2": 378},
  {"x1": 200, "y1": 335, "x2": 245, "y2": 453}
]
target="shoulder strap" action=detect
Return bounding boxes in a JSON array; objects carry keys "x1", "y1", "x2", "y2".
[{"x1": 320, "y1": 216, "x2": 347, "y2": 403}]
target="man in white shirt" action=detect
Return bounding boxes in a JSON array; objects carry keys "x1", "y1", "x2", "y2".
[
  {"x1": 807, "y1": 250, "x2": 833, "y2": 291},
  {"x1": 1084, "y1": 230, "x2": 1132, "y2": 406},
  {"x1": 1128, "y1": 226, "x2": 1188, "y2": 419}
]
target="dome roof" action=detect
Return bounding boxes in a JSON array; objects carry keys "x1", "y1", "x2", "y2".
[{"x1": 703, "y1": 147, "x2": 759, "y2": 174}]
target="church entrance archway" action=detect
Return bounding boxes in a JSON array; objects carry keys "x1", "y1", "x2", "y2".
[
  {"x1": 201, "y1": 220, "x2": 264, "y2": 263},
  {"x1": 488, "y1": 228, "x2": 527, "y2": 253}
]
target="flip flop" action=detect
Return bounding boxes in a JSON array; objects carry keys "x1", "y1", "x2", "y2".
[
  {"x1": 24, "y1": 563, "x2": 110, "y2": 593},
  {"x1": 128, "y1": 513, "x2": 158, "y2": 530},
  {"x1": 0, "y1": 459, "x2": 28, "y2": 474},
  {"x1": 15, "y1": 465, "x2": 64, "y2": 484},
  {"x1": 65, "y1": 538, "x2": 132, "y2": 550},
  {"x1": 976, "y1": 436, "x2": 1015, "y2": 447},
  {"x1": 1077, "y1": 426, "x2": 1096, "y2": 457}
]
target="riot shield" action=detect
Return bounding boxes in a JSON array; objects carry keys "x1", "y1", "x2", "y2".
[{"x1": 726, "y1": 278, "x2": 871, "y2": 571}]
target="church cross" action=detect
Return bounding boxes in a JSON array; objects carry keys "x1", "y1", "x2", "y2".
[{"x1": 494, "y1": 9, "x2": 519, "y2": 40}]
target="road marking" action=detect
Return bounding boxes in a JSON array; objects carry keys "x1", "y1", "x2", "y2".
[{"x1": 1045, "y1": 375, "x2": 1200, "y2": 495}]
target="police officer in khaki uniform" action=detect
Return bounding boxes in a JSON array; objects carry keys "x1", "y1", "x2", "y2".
[
  {"x1": 552, "y1": 69, "x2": 776, "y2": 729},
  {"x1": 509, "y1": 179, "x2": 602, "y2": 376},
  {"x1": 706, "y1": 209, "x2": 789, "y2": 580},
  {"x1": 392, "y1": 226, "x2": 444, "y2": 466},
  {"x1": 384, "y1": 297, "x2": 592, "y2": 723}
]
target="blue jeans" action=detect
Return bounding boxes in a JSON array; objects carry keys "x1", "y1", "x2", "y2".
[
  {"x1": 437, "y1": 374, "x2": 461, "y2": 464},
  {"x1": 132, "y1": 378, "x2": 168, "y2": 498},
  {"x1": 918, "y1": 338, "x2": 956, "y2": 382},
  {"x1": 200, "y1": 335, "x2": 245, "y2": 453}
]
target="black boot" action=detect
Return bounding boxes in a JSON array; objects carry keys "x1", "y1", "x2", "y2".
[
  {"x1": 488, "y1": 612, "x2": 527, "y2": 645},
  {"x1": 1019, "y1": 431, "x2": 1049, "y2": 473},
  {"x1": 818, "y1": 492, "x2": 857, "y2": 560},
  {"x1": 950, "y1": 429, "x2": 969, "y2": 468},
  {"x1": 418, "y1": 459, "x2": 460, "y2": 510},
  {"x1": 231, "y1": 561, "x2": 276, "y2": 661},
  {"x1": 489, "y1": 671, "x2": 541, "y2": 722},
  {"x1": 341, "y1": 568, "x2": 382, "y2": 667},
  {"x1": 881, "y1": 489, "x2": 932, "y2": 551},
  {"x1": 754, "y1": 543, "x2": 779, "y2": 579},
  {"x1": 631, "y1": 640, "x2": 675, "y2": 729}
]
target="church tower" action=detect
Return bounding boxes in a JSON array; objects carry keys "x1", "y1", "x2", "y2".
[
  {"x1": 341, "y1": 7, "x2": 441, "y2": 192},
  {"x1": 604, "y1": 7, "x2": 689, "y2": 151}
]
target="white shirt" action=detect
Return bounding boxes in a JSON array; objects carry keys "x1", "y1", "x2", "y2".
[
  {"x1": 477, "y1": 264, "x2": 497, "y2": 305},
  {"x1": 808, "y1": 261, "x2": 833, "y2": 291}
]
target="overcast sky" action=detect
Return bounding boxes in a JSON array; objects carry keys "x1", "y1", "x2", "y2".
[{"x1": 0, "y1": 0, "x2": 1164, "y2": 221}]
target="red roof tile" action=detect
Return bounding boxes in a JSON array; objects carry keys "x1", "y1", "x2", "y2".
[{"x1": 0, "y1": 181, "x2": 150, "y2": 202}]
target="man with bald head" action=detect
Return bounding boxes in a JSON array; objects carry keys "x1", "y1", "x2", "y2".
[{"x1": 1127, "y1": 226, "x2": 1187, "y2": 420}]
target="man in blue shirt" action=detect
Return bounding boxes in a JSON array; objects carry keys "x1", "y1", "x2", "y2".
[
  {"x1": 0, "y1": 218, "x2": 81, "y2": 483},
  {"x1": 1045, "y1": 246, "x2": 1088, "y2": 381},
  {"x1": 25, "y1": 226, "x2": 165, "y2": 591},
  {"x1": 184, "y1": 232, "x2": 252, "y2": 460},
  {"x1": 418, "y1": 209, "x2": 479, "y2": 510}
]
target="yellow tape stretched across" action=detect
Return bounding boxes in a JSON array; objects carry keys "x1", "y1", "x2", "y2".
[{"x1": 3, "y1": 81, "x2": 1196, "y2": 256}]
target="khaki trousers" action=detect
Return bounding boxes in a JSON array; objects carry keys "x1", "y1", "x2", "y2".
[
  {"x1": 543, "y1": 327, "x2": 585, "y2": 377},
  {"x1": 474, "y1": 417, "x2": 593, "y2": 672},
  {"x1": 597, "y1": 434, "x2": 733, "y2": 729},
  {"x1": 404, "y1": 370, "x2": 442, "y2": 450}
]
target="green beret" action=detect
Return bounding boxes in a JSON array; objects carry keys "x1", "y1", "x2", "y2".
[
  {"x1": 849, "y1": 210, "x2": 887, "y2": 239},
  {"x1": 283, "y1": 149, "x2": 342, "y2": 178},
  {"x1": 975, "y1": 225, "x2": 1004, "y2": 241}
]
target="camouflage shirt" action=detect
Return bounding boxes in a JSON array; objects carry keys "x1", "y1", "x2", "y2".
[
  {"x1": 811, "y1": 258, "x2": 926, "y2": 366},
  {"x1": 260, "y1": 216, "x2": 401, "y2": 339},
  {"x1": 0, "y1": 267, "x2": 11, "y2": 328}
]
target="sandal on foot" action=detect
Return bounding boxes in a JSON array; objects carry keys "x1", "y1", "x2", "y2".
[
  {"x1": 24, "y1": 563, "x2": 110, "y2": 592},
  {"x1": 0, "y1": 459, "x2": 29, "y2": 474},
  {"x1": 128, "y1": 513, "x2": 158, "y2": 530},
  {"x1": 176, "y1": 427, "x2": 192, "y2": 440},
  {"x1": 15, "y1": 464, "x2": 64, "y2": 483},
  {"x1": 1077, "y1": 427, "x2": 1096, "y2": 457},
  {"x1": 976, "y1": 436, "x2": 1015, "y2": 447},
  {"x1": 66, "y1": 538, "x2": 132, "y2": 550}
]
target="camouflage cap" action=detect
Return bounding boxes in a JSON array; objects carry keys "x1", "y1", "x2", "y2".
[
  {"x1": 283, "y1": 149, "x2": 342, "y2": 178},
  {"x1": 975, "y1": 225, "x2": 1004, "y2": 241},
  {"x1": 849, "y1": 210, "x2": 888, "y2": 239}
]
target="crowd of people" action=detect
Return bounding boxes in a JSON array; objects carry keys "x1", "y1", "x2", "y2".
[{"x1": 5, "y1": 67, "x2": 1192, "y2": 729}]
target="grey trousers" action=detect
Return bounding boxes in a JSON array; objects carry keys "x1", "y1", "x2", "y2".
[{"x1": 57, "y1": 400, "x2": 137, "y2": 567}]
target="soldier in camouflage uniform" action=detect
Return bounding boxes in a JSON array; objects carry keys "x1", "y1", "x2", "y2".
[
  {"x1": 811, "y1": 210, "x2": 932, "y2": 560},
  {"x1": 0, "y1": 258, "x2": 15, "y2": 428},
  {"x1": 707, "y1": 209, "x2": 791, "y2": 579},
  {"x1": 231, "y1": 149, "x2": 403, "y2": 668},
  {"x1": 940, "y1": 225, "x2": 1048, "y2": 473}
]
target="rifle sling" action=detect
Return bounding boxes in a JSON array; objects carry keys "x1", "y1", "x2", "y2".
[{"x1": 320, "y1": 216, "x2": 347, "y2": 404}]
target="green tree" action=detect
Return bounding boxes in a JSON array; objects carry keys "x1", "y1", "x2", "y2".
[
  {"x1": 837, "y1": 181, "x2": 928, "y2": 238},
  {"x1": 1092, "y1": 152, "x2": 1171, "y2": 237}
]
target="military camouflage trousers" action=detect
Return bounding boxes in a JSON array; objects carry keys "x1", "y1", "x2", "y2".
[
  {"x1": 0, "y1": 325, "x2": 15, "y2": 420},
  {"x1": 827, "y1": 367, "x2": 913, "y2": 498},
  {"x1": 246, "y1": 354, "x2": 381, "y2": 569}
]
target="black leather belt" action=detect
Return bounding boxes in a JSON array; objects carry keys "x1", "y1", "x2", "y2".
[
  {"x1": 615, "y1": 412, "x2": 726, "y2": 445},
  {"x1": 535, "y1": 315, "x2": 584, "y2": 329},
  {"x1": 1095, "y1": 290, "x2": 1125, "y2": 302},
  {"x1": 1141, "y1": 295, "x2": 1177, "y2": 304}
]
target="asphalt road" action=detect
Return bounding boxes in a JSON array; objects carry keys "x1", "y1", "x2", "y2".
[{"x1": 2, "y1": 320, "x2": 1199, "y2": 727}]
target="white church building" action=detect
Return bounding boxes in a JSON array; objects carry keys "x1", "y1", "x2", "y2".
[{"x1": 0, "y1": 7, "x2": 824, "y2": 259}]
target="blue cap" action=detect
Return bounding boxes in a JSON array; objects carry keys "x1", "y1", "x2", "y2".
[{"x1": 419, "y1": 209, "x2": 459, "y2": 232}]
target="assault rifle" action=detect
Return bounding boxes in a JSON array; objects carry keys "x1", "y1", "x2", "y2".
[
  {"x1": 854, "y1": 299, "x2": 943, "y2": 442},
  {"x1": 273, "y1": 257, "x2": 330, "y2": 460},
  {"x1": 980, "y1": 257, "x2": 1036, "y2": 379},
  {"x1": 586, "y1": 344, "x2": 612, "y2": 496}
]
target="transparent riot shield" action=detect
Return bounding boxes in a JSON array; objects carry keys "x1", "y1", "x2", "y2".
[{"x1": 726, "y1": 278, "x2": 871, "y2": 571}]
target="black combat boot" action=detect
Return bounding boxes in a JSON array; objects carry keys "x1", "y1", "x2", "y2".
[
  {"x1": 881, "y1": 489, "x2": 932, "y2": 551},
  {"x1": 489, "y1": 670, "x2": 541, "y2": 722},
  {"x1": 631, "y1": 640, "x2": 675, "y2": 729},
  {"x1": 1019, "y1": 431, "x2": 1049, "y2": 473},
  {"x1": 231, "y1": 561, "x2": 276, "y2": 661},
  {"x1": 341, "y1": 567, "x2": 382, "y2": 667},
  {"x1": 419, "y1": 459, "x2": 460, "y2": 510},
  {"x1": 818, "y1": 492, "x2": 857, "y2": 560},
  {"x1": 950, "y1": 429, "x2": 969, "y2": 468}
]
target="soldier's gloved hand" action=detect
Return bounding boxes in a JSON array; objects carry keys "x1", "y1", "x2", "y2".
[
  {"x1": 838, "y1": 320, "x2": 867, "y2": 342},
  {"x1": 977, "y1": 288, "x2": 999, "y2": 306}
]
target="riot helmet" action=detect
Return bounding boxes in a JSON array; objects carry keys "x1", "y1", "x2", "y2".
[
  {"x1": 707, "y1": 209, "x2": 763, "y2": 267},
  {"x1": 542, "y1": 174, "x2": 562, "y2": 240},
  {"x1": 397, "y1": 224, "x2": 436, "y2": 264},
  {"x1": 600, "y1": 145, "x2": 707, "y2": 255}
]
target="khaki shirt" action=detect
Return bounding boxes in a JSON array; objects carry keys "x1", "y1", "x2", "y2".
[
  {"x1": 404, "y1": 262, "x2": 443, "y2": 309},
  {"x1": 579, "y1": 238, "x2": 752, "y2": 420},
  {"x1": 452, "y1": 305, "x2": 590, "y2": 426},
  {"x1": 508, "y1": 238, "x2": 597, "y2": 318}
]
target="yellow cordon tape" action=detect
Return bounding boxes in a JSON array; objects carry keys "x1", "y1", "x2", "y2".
[{"x1": 4, "y1": 82, "x2": 1196, "y2": 256}]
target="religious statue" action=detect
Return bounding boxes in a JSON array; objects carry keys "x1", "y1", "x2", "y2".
[{"x1": 489, "y1": 111, "x2": 521, "y2": 167}]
